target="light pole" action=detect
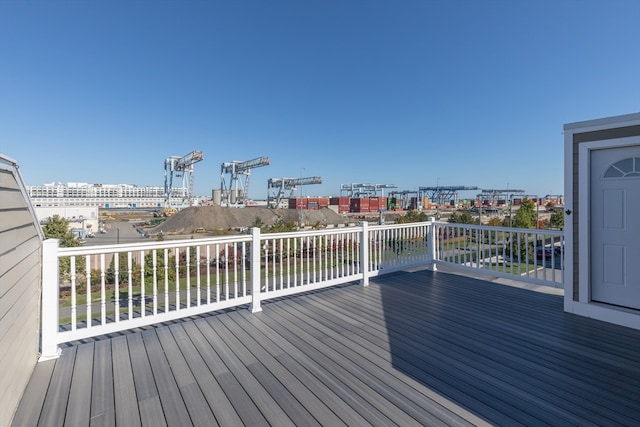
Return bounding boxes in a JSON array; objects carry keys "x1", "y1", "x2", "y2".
[
  {"x1": 299, "y1": 167, "x2": 304, "y2": 228},
  {"x1": 507, "y1": 183, "x2": 512, "y2": 227}
]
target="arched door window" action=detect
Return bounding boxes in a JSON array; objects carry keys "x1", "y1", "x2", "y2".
[{"x1": 603, "y1": 157, "x2": 640, "y2": 178}]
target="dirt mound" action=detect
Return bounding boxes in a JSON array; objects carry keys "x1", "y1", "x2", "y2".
[{"x1": 152, "y1": 206, "x2": 351, "y2": 234}]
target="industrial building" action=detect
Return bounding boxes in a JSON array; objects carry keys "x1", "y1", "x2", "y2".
[{"x1": 26, "y1": 182, "x2": 191, "y2": 208}]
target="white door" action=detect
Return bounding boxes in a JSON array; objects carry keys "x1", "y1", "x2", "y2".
[{"x1": 590, "y1": 145, "x2": 640, "y2": 308}]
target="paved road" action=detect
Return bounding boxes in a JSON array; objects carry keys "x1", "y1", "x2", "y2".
[{"x1": 83, "y1": 220, "x2": 151, "y2": 246}]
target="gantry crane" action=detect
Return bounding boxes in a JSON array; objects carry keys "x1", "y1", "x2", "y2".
[
  {"x1": 163, "y1": 150, "x2": 204, "y2": 212},
  {"x1": 220, "y1": 156, "x2": 270, "y2": 207},
  {"x1": 418, "y1": 186, "x2": 479, "y2": 207},
  {"x1": 477, "y1": 188, "x2": 525, "y2": 206},
  {"x1": 339, "y1": 183, "x2": 397, "y2": 198},
  {"x1": 267, "y1": 176, "x2": 322, "y2": 208}
]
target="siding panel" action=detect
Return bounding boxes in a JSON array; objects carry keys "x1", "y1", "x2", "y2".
[{"x1": 0, "y1": 157, "x2": 42, "y2": 427}]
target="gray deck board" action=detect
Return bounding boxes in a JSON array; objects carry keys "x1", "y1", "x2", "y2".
[
  {"x1": 154, "y1": 327, "x2": 217, "y2": 427},
  {"x1": 233, "y1": 309, "x2": 376, "y2": 426},
  {"x1": 262, "y1": 304, "x2": 421, "y2": 426},
  {"x1": 111, "y1": 335, "x2": 141, "y2": 427},
  {"x1": 12, "y1": 269, "x2": 640, "y2": 427},
  {"x1": 274, "y1": 297, "x2": 459, "y2": 426},
  {"x1": 37, "y1": 345, "x2": 76, "y2": 427},
  {"x1": 193, "y1": 317, "x2": 296, "y2": 427},
  {"x1": 90, "y1": 339, "x2": 115, "y2": 427},
  {"x1": 287, "y1": 293, "x2": 485, "y2": 427},
  {"x1": 181, "y1": 321, "x2": 268, "y2": 426},
  {"x1": 212, "y1": 314, "x2": 326, "y2": 427},
  {"x1": 64, "y1": 343, "x2": 94, "y2": 427},
  {"x1": 216, "y1": 312, "x2": 345, "y2": 427},
  {"x1": 141, "y1": 329, "x2": 192, "y2": 427},
  {"x1": 166, "y1": 323, "x2": 241, "y2": 427},
  {"x1": 9, "y1": 358, "x2": 55, "y2": 427}
]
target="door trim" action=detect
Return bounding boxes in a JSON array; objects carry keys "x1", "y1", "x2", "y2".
[{"x1": 578, "y1": 136, "x2": 640, "y2": 305}]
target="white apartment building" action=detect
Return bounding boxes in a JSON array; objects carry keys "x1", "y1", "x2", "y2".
[{"x1": 26, "y1": 182, "x2": 187, "y2": 208}]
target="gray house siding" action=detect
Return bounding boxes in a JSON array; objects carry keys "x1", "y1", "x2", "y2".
[{"x1": 0, "y1": 156, "x2": 43, "y2": 427}]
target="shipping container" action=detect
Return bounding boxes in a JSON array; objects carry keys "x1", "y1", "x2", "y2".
[
  {"x1": 288, "y1": 198, "x2": 308, "y2": 209},
  {"x1": 329, "y1": 197, "x2": 349, "y2": 205},
  {"x1": 351, "y1": 207, "x2": 370, "y2": 213},
  {"x1": 350, "y1": 198, "x2": 370, "y2": 208}
]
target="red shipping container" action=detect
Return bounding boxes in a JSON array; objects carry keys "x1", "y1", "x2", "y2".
[
  {"x1": 369, "y1": 197, "x2": 380, "y2": 211},
  {"x1": 289, "y1": 198, "x2": 308, "y2": 209},
  {"x1": 350, "y1": 198, "x2": 370, "y2": 208}
]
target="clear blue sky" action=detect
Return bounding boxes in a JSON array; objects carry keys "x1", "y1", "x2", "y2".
[{"x1": 1, "y1": 0, "x2": 639, "y2": 200}]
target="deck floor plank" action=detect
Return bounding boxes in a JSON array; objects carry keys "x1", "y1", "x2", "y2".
[
  {"x1": 302, "y1": 289, "x2": 494, "y2": 426},
  {"x1": 9, "y1": 358, "x2": 56, "y2": 427},
  {"x1": 166, "y1": 323, "x2": 241, "y2": 427},
  {"x1": 193, "y1": 317, "x2": 296, "y2": 427},
  {"x1": 141, "y1": 329, "x2": 193, "y2": 427},
  {"x1": 12, "y1": 269, "x2": 640, "y2": 427},
  {"x1": 342, "y1": 285, "x2": 591, "y2": 425},
  {"x1": 282, "y1": 292, "x2": 490, "y2": 426},
  {"x1": 90, "y1": 339, "x2": 115, "y2": 427},
  {"x1": 111, "y1": 335, "x2": 141, "y2": 427},
  {"x1": 37, "y1": 345, "x2": 76, "y2": 427},
  {"x1": 290, "y1": 291, "x2": 489, "y2": 427},
  {"x1": 180, "y1": 321, "x2": 268, "y2": 426},
  {"x1": 262, "y1": 303, "x2": 421, "y2": 426},
  {"x1": 233, "y1": 309, "x2": 378, "y2": 427},
  {"x1": 154, "y1": 326, "x2": 218, "y2": 427},
  {"x1": 214, "y1": 313, "x2": 336, "y2": 427},
  {"x1": 64, "y1": 342, "x2": 94, "y2": 427}
]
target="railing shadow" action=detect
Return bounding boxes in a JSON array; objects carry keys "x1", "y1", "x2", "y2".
[{"x1": 377, "y1": 268, "x2": 640, "y2": 425}]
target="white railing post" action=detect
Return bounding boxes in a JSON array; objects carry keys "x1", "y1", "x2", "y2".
[
  {"x1": 360, "y1": 221, "x2": 370, "y2": 287},
  {"x1": 427, "y1": 217, "x2": 437, "y2": 271},
  {"x1": 249, "y1": 227, "x2": 262, "y2": 313},
  {"x1": 40, "y1": 239, "x2": 61, "y2": 361}
]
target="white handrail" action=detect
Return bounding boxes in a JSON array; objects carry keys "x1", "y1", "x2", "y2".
[{"x1": 40, "y1": 220, "x2": 564, "y2": 359}]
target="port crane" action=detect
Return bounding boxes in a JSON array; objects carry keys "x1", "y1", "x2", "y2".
[
  {"x1": 388, "y1": 190, "x2": 419, "y2": 210},
  {"x1": 163, "y1": 150, "x2": 204, "y2": 212},
  {"x1": 267, "y1": 176, "x2": 322, "y2": 208},
  {"x1": 477, "y1": 188, "x2": 525, "y2": 206},
  {"x1": 220, "y1": 156, "x2": 270, "y2": 207},
  {"x1": 418, "y1": 186, "x2": 479, "y2": 207},
  {"x1": 340, "y1": 183, "x2": 397, "y2": 198}
]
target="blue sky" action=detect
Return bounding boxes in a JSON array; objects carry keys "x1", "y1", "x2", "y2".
[{"x1": 1, "y1": 0, "x2": 639, "y2": 200}]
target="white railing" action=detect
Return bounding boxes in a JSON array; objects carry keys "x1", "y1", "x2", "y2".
[
  {"x1": 433, "y1": 222, "x2": 564, "y2": 287},
  {"x1": 40, "y1": 220, "x2": 563, "y2": 359}
]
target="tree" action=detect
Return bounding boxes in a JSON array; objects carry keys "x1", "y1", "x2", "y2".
[
  {"x1": 550, "y1": 209, "x2": 564, "y2": 230},
  {"x1": 42, "y1": 214, "x2": 81, "y2": 247},
  {"x1": 513, "y1": 198, "x2": 537, "y2": 229},
  {"x1": 42, "y1": 215, "x2": 82, "y2": 282},
  {"x1": 487, "y1": 217, "x2": 503, "y2": 227},
  {"x1": 252, "y1": 216, "x2": 265, "y2": 229},
  {"x1": 447, "y1": 211, "x2": 477, "y2": 225},
  {"x1": 395, "y1": 210, "x2": 429, "y2": 224},
  {"x1": 545, "y1": 200, "x2": 556, "y2": 211}
]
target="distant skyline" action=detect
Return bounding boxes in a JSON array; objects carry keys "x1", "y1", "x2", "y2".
[{"x1": 1, "y1": 1, "x2": 639, "y2": 200}]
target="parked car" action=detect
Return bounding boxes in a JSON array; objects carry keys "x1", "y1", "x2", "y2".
[{"x1": 536, "y1": 247, "x2": 553, "y2": 260}]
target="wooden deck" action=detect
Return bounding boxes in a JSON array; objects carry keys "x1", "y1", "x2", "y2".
[{"x1": 12, "y1": 269, "x2": 640, "y2": 426}]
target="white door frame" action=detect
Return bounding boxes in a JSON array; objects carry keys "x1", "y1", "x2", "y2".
[{"x1": 578, "y1": 136, "x2": 640, "y2": 305}]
